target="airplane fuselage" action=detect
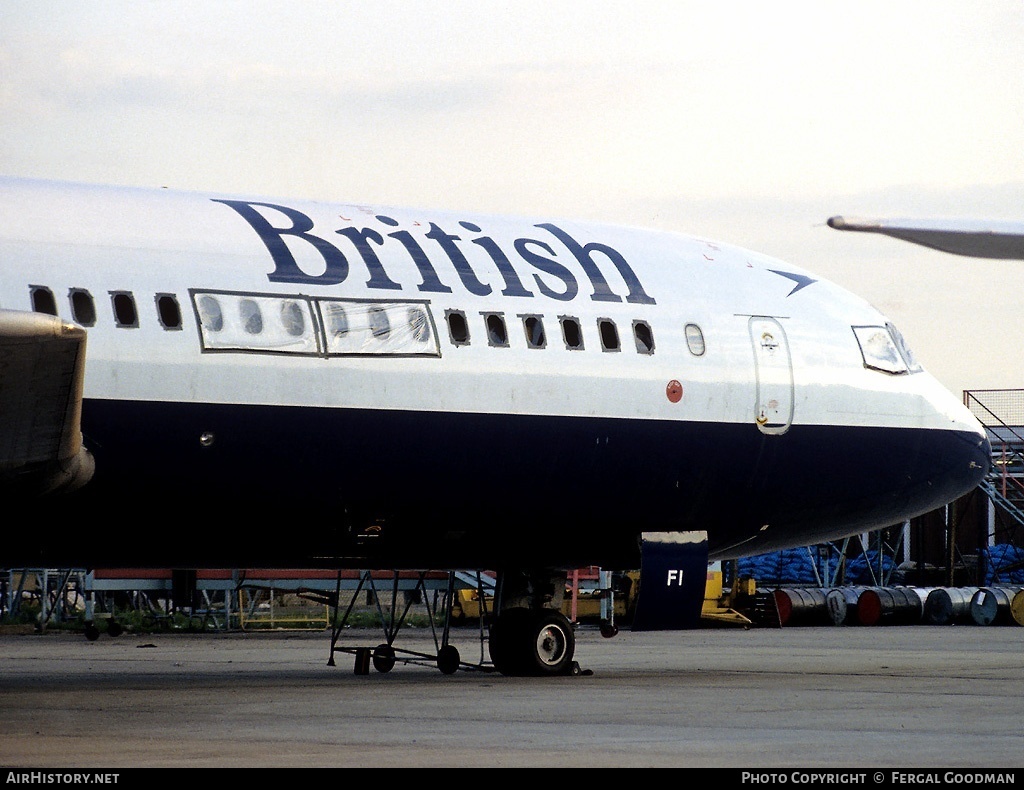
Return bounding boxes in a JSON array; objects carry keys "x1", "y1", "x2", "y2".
[{"x1": 0, "y1": 177, "x2": 990, "y2": 571}]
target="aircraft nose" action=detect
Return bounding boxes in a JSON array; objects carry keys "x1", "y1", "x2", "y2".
[
  {"x1": 968, "y1": 431, "x2": 992, "y2": 484},
  {"x1": 920, "y1": 377, "x2": 993, "y2": 500},
  {"x1": 893, "y1": 393, "x2": 992, "y2": 521},
  {"x1": 942, "y1": 418, "x2": 991, "y2": 499}
]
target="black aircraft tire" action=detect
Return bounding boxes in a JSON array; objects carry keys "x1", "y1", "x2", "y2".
[
  {"x1": 488, "y1": 609, "x2": 531, "y2": 676},
  {"x1": 600, "y1": 622, "x2": 618, "y2": 639},
  {"x1": 372, "y1": 644, "x2": 396, "y2": 673},
  {"x1": 437, "y1": 644, "x2": 460, "y2": 675},
  {"x1": 489, "y1": 609, "x2": 576, "y2": 677},
  {"x1": 523, "y1": 610, "x2": 575, "y2": 676}
]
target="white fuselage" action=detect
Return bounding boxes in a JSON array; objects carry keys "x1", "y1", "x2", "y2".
[{"x1": 0, "y1": 177, "x2": 990, "y2": 570}]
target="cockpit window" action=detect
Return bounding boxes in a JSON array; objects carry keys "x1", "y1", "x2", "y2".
[
  {"x1": 853, "y1": 325, "x2": 911, "y2": 375},
  {"x1": 887, "y1": 322, "x2": 922, "y2": 373}
]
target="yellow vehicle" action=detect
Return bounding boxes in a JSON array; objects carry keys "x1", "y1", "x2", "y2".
[{"x1": 450, "y1": 571, "x2": 634, "y2": 625}]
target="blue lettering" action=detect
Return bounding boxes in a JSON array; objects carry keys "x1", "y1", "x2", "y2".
[
  {"x1": 216, "y1": 199, "x2": 655, "y2": 306},
  {"x1": 461, "y1": 222, "x2": 534, "y2": 298},
  {"x1": 538, "y1": 223, "x2": 656, "y2": 305},
  {"x1": 335, "y1": 226, "x2": 402, "y2": 291},
  {"x1": 213, "y1": 200, "x2": 349, "y2": 285},
  {"x1": 514, "y1": 238, "x2": 579, "y2": 302},
  {"x1": 376, "y1": 215, "x2": 452, "y2": 295},
  {"x1": 425, "y1": 223, "x2": 491, "y2": 296}
]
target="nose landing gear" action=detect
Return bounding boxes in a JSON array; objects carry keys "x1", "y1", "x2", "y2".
[{"x1": 488, "y1": 608, "x2": 577, "y2": 676}]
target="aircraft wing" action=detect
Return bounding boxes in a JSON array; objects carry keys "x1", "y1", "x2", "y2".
[
  {"x1": 827, "y1": 216, "x2": 1024, "y2": 260},
  {"x1": 0, "y1": 309, "x2": 94, "y2": 495}
]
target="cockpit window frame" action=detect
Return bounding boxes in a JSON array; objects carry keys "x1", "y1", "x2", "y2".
[{"x1": 852, "y1": 325, "x2": 909, "y2": 375}]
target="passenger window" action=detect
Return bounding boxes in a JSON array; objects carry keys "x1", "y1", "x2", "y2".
[
  {"x1": 198, "y1": 295, "x2": 223, "y2": 332},
  {"x1": 30, "y1": 286, "x2": 58, "y2": 316},
  {"x1": 408, "y1": 306, "x2": 429, "y2": 342},
  {"x1": 368, "y1": 306, "x2": 390, "y2": 338},
  {"x1": 484, "y1": 312, "x2": 508, "y2": 347},
  {"x1": 633, "y1": 321, "x2": 654, "y2": 355},
  {"x1": 685, "y1": 323, "x2": 706, "y2": 356},
  {"x1": 239, "y1": 298, "x2": 263, "y2": 334},
  {"x1": 560, "y1": 316, "x2": 584, "y2": 350},
  {"x1": 324, "y1": 303, "x2": 349, "y2": 337},
  {"x1": 598, "y1": 318, "x2": 619, "y2": 352},
  {"x1": 445, "y1": 310, "x2": 470, "y2": 345},
  {"x1": 70, "y1": 289, "x2": 96, "y2": 326},
  {"x1": 521, "y1": 315, "x2": 546, "y2": 349},
  {"x1": 281, "y1": 300, "x2": 306, "y2": 337},
  {"x1": 156, "y1": 294, "x2": 182, "y2": 330},
  {"x1": 111, "y1": 291, "x2": 138, "y2": 328}
]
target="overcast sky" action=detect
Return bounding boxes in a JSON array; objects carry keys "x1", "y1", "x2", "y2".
[{"x1": 3, "y1": 2, "x2": 1024, "y2": 400}]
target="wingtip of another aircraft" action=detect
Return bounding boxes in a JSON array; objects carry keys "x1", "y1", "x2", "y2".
[{"x1": 826, "y1": 215, "x2": 877, "y2": 231}]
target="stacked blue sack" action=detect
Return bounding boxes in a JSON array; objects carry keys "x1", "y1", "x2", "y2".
[{"x1": 982, "y1": 544, "x2": 1024, "y2": 585}]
